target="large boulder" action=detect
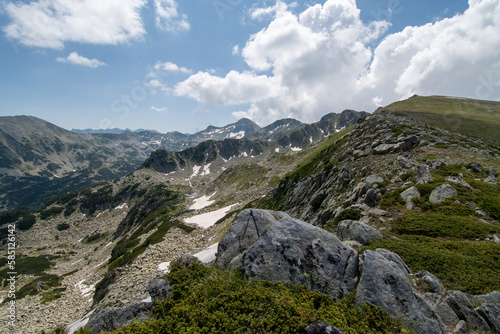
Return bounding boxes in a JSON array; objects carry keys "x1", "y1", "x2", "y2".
[
  {"x1": 400, "y1": 186, "x2": 421, "y2": 209},
  {"x1": 218, "y1": 210, "x2": 359, "y2": 300},
  {"x1": 356, "y1": 250, "x2": 445, "y2": 334},
  {"x1": 337, "y1": 220, "x2": 383, "y2": 245},
  {"x1": 215, "y1": 209, "x2": 290, "y2": 269},
  {"x1": 86, "y1": 302, "x2": 152, "y2": 334},
  {"x1": 147, "y1": 278, "x2": 172, "y2": 303},
  {"x1": 445, "y1": 291, "x2": 492, "y2": 332},
  {"x1": 429, "y1": 184, "x2": 457, "y2": 204}
]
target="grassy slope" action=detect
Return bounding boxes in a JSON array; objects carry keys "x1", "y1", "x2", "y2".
[{"x1": 379, "y1": 95, "x2": 500, "y2": 146}]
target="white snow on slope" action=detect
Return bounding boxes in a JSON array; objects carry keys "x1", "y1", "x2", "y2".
[
  {"x1": 191, "y1": 165, "x2": 201, "y2": 178},
  {"x1": 228, "y1": 131, "x2": 245, "y2": 139},
  {"x1": 158, "y1": 243, "x2": 219, "y2": 274},
  {"x1": 189, "y1": 192, "x2": 217, "y2": 210},
  {"x1": 184, "y1": 204, "x2": 238, "y2": 229},
  {"x1": 200, "y1": 163, "x2": 212, "y2": 176}
]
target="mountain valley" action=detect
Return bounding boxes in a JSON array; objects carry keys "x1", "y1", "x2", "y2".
[{"x1": 0, "y1": 96, "x2": 499, "y2": 334}]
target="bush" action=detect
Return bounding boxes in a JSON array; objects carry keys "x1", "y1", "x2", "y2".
[
  {"x1": 40, "y1": 206, "x2": 64, "y2": 220},
  {"x1": 109, "y1": 258, "x2": 412, "y2": 334},
  {"x1": 333, "y1": 209, "x2": 362, "y2": 224},
  {"x1": 56, "y1": 223, "x2": 70, "y2": 231}
]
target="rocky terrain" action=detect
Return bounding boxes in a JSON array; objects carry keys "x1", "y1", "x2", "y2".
[
  {"x1": 0, "y1": 96, "x2": 499, "y2": 333},
  {"x1": 0, "y1": 110, "x2": 364, "y2": 211}
]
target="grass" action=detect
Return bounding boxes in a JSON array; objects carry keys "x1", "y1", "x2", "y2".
[
  {"x1": 108, "y1": 258, "x2": 413, "y2": 334},
  {"x1": 380, "y1": 95, "x2": 500, "y2": 146},
  {"x1": 366, "y1": 236, "x2": 500, "y2": 295}
]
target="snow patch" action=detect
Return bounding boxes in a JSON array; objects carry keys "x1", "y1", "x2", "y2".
[
  {"x1": 228, "y1": 131, "x2": 245, "y2": 139},
  {"x1": 189, "y1": 192, "x2": 217, "y2": 210},
  {"x1": 291, "y1": 147, "x2": 302, "y2": 152},
  {"x1": 191, "y1": 165, "x2": 201, "y2": 178},
  {"x1": 158, "y1": 243, "x2": 219, "y2": 274},
  {"x1": 114, "y1": 203, "x2": 128, "y2": 210},
  {"x1": 240, "y1": 152, "x2": 249, "y2": 157},
  {"x1": 66, "y1": 309, "x2": 95, "y2": 334},
  {"x1": 184, "y1": 204, "x2": 238, "y2": 229},
  {"x1": 200, "y1": 163, "x2": 212, "y2": 176},
  {"x1": 75, "y1": 280, "x2": 95, "y2": 299},
  {"x1": 275, "y1": 148, "x2": 280, "y2": 153}
]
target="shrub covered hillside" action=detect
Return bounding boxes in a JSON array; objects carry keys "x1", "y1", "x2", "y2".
[{"x1": 109, "y1": 257, "x2": 413, "y2": 334}]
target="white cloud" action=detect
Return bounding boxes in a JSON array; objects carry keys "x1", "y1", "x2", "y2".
[
  {"x1": 173, "y1": 0, "x2": 500, "y2": 125},
  {"x1": 154, "y1": 0, "x2": 190, "y2": 32},
  {"x1": 3, "y1": 0, "x2": 147, "y2": 49},
  {"x1": 151, "y1": 106, "x2": 167, "y2": 113},
  {"x1": 153, "y1": 61, "x2": 192, "y2": 74},
  {"x1": 56, "y1": 52, "x2": 106, "y2": 68}
]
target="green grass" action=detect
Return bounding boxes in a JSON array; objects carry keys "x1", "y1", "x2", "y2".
[
  {"x1": 380, "y1": 95, "x2": 500, "y2": 146},
  {"x1": 108, "y1": 258, "x2": 413, "y2": 334},
  {"x1": 392, "y1": 213, "x2": 499, "y2": 239},
  {"x1": 366, "y1": 236, "x2": 500, "y2": 295}
]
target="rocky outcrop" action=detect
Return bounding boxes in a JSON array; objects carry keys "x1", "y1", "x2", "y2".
[
  {"x1": 414, "y1": 164, "x2": 434, "y2": 184},
  {"x1": 336, "y1": 220, "x2": 383, "y2": 245},
  {"x1": 299, "y1": 322, "x2": 345, "y2": 334},
  {"x1": 356, "y1": 250, "x2": 446, "y2": 334},
  {"x1": 85, "y1": 302, "x2": 152, "y2": 334},
  {"x1": 401, "y1": 186, "x2": 421, "y2": 209},
  {"x1": 217, "y1": 209, "x2": 359, "y2": 300},
  {"x1": 216, "y1": 209, "x2": 500, "y2": 334}
]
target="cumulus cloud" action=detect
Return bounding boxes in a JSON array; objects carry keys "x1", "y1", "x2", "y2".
[
  {"x1": 56, "y1": 52, "x2": 106, "y2": 68},
  {"x1": 154, "y1": 0, "x2": 190, "y2": 32},
  {"x1": 3, "y1": 0, "x2": 147, "y2": 49},
  {"x1": 173, "y1": 0, "x2": 500, "y2": 125}
]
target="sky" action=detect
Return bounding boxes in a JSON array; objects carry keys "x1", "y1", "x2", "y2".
[{"x1": 0, "y1": 0, "x2": 499, "y2": 134}]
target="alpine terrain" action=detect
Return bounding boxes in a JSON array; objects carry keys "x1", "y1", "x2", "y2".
[{"x1": 0, "y1": 96, "x2": 499, "y2": 334}]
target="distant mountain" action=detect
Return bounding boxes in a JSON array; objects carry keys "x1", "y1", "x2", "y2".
[
  {"x1": 72, "y1": 128, "x2": 161, "y2": 134},
  {"x1": 0, "y1": 111, "x2": 367, "y2": 211}
]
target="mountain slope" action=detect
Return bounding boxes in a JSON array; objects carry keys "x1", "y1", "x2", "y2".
[{"x1": 379, "y1": 95, "x2": 500, "y2": 146}]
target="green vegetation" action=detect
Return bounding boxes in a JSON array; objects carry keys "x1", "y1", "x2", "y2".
[
  {"x1": 333, "y1": 208, "x2": 363, "y2": 225},
  {"x1": 82, "y1": 232, "x2": 108, "y2": 244},
  {"x1": 393, "y1": 213, "x2": 499, "y2": 239},
  {"x1": 381, "y1": 95, "x2": 500, "y2": 146},
  {"x1": 40, "y1": 206, "x2": 65, "y2": 220},
  {"x1": 56, "y1": 223, "x2": 70, "y2": 231},
  {"x1": 366, "y1": 236, "x2": 500, "y2": 295},
  {"x1": 214, "y1": 163, "x2": 269, "y2": 190},
  {"x1": 109, "y1": 258, "x2": 412, "y2": 334}
]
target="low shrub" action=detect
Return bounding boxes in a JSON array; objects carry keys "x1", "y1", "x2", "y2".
[{"x1": 109, "y1": 258, "x2": 412, "y2": 334}]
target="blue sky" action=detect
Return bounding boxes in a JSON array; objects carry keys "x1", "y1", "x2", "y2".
[{"x1": 0, "y1": 0, "x2": 498, "y2": 134}]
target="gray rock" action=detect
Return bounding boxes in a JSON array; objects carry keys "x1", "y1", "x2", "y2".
[
  {"x1": 400, "y1": 186, "x2": 421, "y2": 209},
  {"x1": 394, "y1": 135, "x2": 420, "y2": 152},
  {"x1": 337, "y1": 220, "x2": 383, "y2": 245},
  {"x1": 227, "y1": 214, "x2": 359, "y2": 300},
  {"x1": 452, "y1": 320, "x2": 468, "y2": 334},
  {"x1": 364, "y1": 174, "x2": 384, "y2": 191},
  {"x1": 423, "y1": 293, "x2": 460, "y2": 329},
  {"x1": 414, "y1": 164, "x2": 434, "y2": 184},
  {"x1": 363, "y1": 188, "x2": 380, "y2": 207},
  {"x1": 147, "y1": 278, "x2": 172, "y2": 303},
  {"x1": 413, "y1": 271, "x2": 445, "y2": 295},
  {"x1": 429, "y1": 184, "x2": 457, "y2": 204},
  {"x1": 489, "y1": 169, "x2": 497, "y2": 177},
  {"x1": 429, "y1": 159, "x2": 448, "y2": 170},
  {"x1": 86, "y1": 302, "x2": 152, "y2": 334},
  {"x1": 445, "y1": 176, "x2": 473, "y2": 190},
  {"x1": 356, "y1": 250, "x2": 445, "y2": 334},
  {"x1": 397, "y1": 155, "x2": 415, "y2": 169},
  {"x1": 494, "y1": 235, "x2": 500, "y2": 244},
  {"x1": 475, "y1": 304, "x2": 500, "y2": 332},
  {"x1": 373, "y1": 143, "x2": 395, "y2": 154},
  {"x1": 446, "y1": 291, "x2": 491, "y2": 332},
  {"x1": 470, "y1": 163, "x2": 483, "y2": 173},
  {"x1": 374, "y1": 248, "x2": 412, "y2": 276},
  {"x1": 474, "y1": 291, "x2": 500, "y2": 304},
  {"x1": 216, "y1": 209, "x2": 290, "y2": 269},
  {"x1": 484, "y1": 175, "x2": 498, "y2": 185},
  {"x1": 299, "y1": 322, "x2": 344, "y2": 334}
]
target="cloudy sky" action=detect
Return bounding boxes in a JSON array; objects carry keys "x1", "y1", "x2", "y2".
[{"x1": 1, "y1": 0, "x2": 499, "y2": 133}]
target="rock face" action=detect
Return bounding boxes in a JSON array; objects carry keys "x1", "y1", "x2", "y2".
[
  {"x1": 429, "y1": 184, "x2": 457, "y2": 204},
  {"x1": 356, "y1": 250, "x2": 445, "y2": 334},
  {"x1": 299, "y1": 322, "x2": 345, "y2": 334},
  {"x1": 86, "y1": 302, "x2": 152, "y2": 334},
  {"x1": 217, "y1": 209, "x2": 359, "y2": 300},
  {"x1": 148, "y1": 278, "x2": 172, "y2": 303},
  {"x1": 337, "y1": 220, "x2": 383, "y2": 245}
]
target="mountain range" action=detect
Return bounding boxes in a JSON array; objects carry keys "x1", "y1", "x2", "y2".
[
  {"x1": 0, "y1": 95, "x2": 499, "y2": 334},
  {"x1": 0, "y1": 110, "x2": 366, "y2": 211}
]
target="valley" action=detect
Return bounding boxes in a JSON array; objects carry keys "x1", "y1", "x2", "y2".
[{"x1": 0, "y1": 96, "x2": 499, "y2": 334}]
